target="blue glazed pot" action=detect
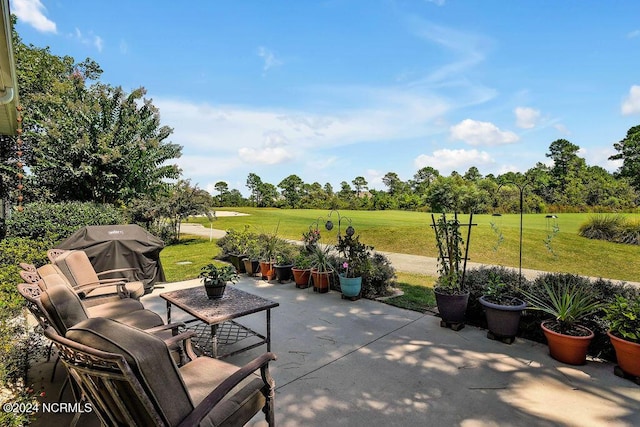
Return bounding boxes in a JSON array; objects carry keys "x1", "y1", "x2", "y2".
[{"x1": 339, "y1": 274, "x2": 362, "y2": 297}]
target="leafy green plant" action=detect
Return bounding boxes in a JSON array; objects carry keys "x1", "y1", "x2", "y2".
[
  {"x1": 335, "y1": 234, "x2": 371, "y2": 278},
  {"x1": 482, "y1": 273, "x2": 522, "y2": 306},
  {"x1": 605, "y1": 295, "x2": 640, "y2": 343},
  {"x1": 292, "y1": 251, "x2": 312, "y2": 269},
  {"x1": 308, "y1": 244, "x2": 334, "y2": 273},
  {"x1": 489, "y1": 220, "x2": 504, "y2": 252},
  {"x1": 431, "y1": 213, "x2": 473, "y2": 295},
  {"x1": 522, "y1": 280, "x2": 602, "y2": 335},
  {"x1": 198, "y1": 264, "x2": 239, "y2": 286}
]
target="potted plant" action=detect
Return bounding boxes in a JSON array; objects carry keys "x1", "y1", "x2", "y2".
[
  {"x1": 479, "y1": 273, "x2": 527, "y2": 344},
  {"x1": 605, "y1": 294, "x2": 640, "y2": 380},
  {"x1": 431, "y1": 213, "x2": 474, "y2": 330},
  {"x1": 258, "y1": 227, "x2": 281, "y2": 281},
  {"x1": 524, "y1": 280, "x2": 602, "y2": 365},
  {"x1": 335, "y1": 234, "x2": 371, "y2": 299},
  {"x1": 309, "y1": 244, "x2": 333, "y2": 293},
  {"x1": 274, "y1": 248, "x2": 295, "y2": 284},
  {"x1": 198, "y1": 264, "x2": 240, "y2": 299},
  {"x1": 242, "y1": 242, "x2": 261, "y2": 277},
  {"x1": 217, "y1": 227, "x2": 256, "y2": 274},
  {"x1": 292, "y1": 251, "x2": 312, "y2": 288}
]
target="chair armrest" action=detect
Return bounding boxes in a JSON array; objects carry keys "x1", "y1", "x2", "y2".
[
  {"x1": 177, "y1": 352, "x2": 277, "y2": 427},
  {"x1": 75, "y1": 280, "x2": 130, "y2": 299},
  {"x1": 157, "y1": 329, "x2": 198, "y2": 364},
  {"x1": 96, "y1": 267, "x2": 141, "y2": 280},
  {"x1": 144, "y1": 322, "x2": 186, "y2": 334}
]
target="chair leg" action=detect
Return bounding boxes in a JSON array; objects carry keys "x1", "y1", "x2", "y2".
[
  {"x1": 57, "y1": 375, "x2": 69, "y2": 403},
  {"x1": 46, "y1": 342, "x2": 53, "y2": 362},
  {"x1": 50, "y1": 354, "x2": 61, "y2": 382}
]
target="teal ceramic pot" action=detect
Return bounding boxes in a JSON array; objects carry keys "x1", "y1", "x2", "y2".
[{"x1": 339, "y1": 274, "x2": 362, "y2": 297}]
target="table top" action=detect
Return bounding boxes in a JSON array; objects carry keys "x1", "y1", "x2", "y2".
[{"x1": 160, "y1": 285, "x2": 279, "y2": 325}]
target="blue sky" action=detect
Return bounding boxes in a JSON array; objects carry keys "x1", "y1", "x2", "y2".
[{"x1": 11, "y1": 0, "x2": 640, "y2": 196}]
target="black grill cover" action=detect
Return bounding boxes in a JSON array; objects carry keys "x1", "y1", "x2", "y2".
[{"x1": 56, "y1": 225, "x2": 166, "y2": 292}]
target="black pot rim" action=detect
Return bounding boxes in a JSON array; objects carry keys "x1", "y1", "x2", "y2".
[{"x1": 479, "y1": 295, "x2": 527, "y2": 311}]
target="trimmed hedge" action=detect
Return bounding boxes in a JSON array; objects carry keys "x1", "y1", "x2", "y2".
[{"x1": 5, "y1": 201, "x2": 125, "y2": 242}]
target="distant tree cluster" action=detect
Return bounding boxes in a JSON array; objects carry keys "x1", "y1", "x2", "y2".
[{"x1": 211, "y1": 137, "x2": 638, "y2": 213}]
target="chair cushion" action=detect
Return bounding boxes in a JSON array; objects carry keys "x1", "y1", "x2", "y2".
[
  {"x1": 180, "y1": 357, "x2": 266, "y2": 427},
  {"x1": 67, "y1": 317, "x2": 194, "y2": 426},
  {"x1": 40, "y1": 285, "x2": 89, "y2": 334},
  {"x1": 85, "y1": 298, "x2": 145, "y2": 318},
  {"x1": 54, "y1": 250, "x2": 100, "y2": 287},
  {"x1": 54, "y1": 250, "x2": 145, "y2": 300}
]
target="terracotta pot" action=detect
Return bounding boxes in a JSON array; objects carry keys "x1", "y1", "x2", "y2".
[
  {"x1": 434, "y1": 290, "x2": 469, "y2": 324},
  {"x1": 479, "y1": 296, "x2": 526, "y2": 340},
  {"x1": 311, "y1": 270, "x2": 330, "y2": 293},
  {"x1": 607, "y1": 331, "x2": 640, "y2": 377},
  {"x1": 292, "y1": 268, "x2": 311, "y2": 288},
  {"x1": 541, "y1": 321, "x2": 594, "y2": 365},
  {"x1": 259, "y1": 261, "x2": 275, "y2": 280}
]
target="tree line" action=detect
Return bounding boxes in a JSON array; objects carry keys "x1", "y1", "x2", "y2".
[{"x1": 215, "y1": 137, "x2": 640, "y2": 213}]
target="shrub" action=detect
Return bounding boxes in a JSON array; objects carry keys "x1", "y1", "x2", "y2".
[
  {"x1": 578, "y1": 214, "x2": 639, "y2": 245},
  {"x1": 0, "y1": 237, "x2": 50, "y2": 425},
  {"x1": 362, "y1": 253, "x2": 396, "y2": 298},
  {"x1": 464, "y1": 268, "x2": 637, "y2": 361},
  {"x1": 5, "y1": 201, "x2": 125, "y2": 243}
]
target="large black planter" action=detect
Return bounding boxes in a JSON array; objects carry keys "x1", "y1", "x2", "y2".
[
  {"x1": 274, "y1": 264, "x2": 293, "y2": 283},
  {"x1": 479, "y1": 296, "x2": 527, "y2": 344},
  {"x1": 228, "y1": 253, "x2": 247, "y2": 274},
  {"x1": 434, "y1": 290, "x2": 469, "y2": 329}
]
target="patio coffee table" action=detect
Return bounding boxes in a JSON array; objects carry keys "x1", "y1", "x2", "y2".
[{"x1": 160, "y1": 286, "x2": 279, "y2": 359}]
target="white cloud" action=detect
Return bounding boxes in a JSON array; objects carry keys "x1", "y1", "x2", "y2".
[
  {"x1": 73, "y1": 28, "x2": 104, "y2": 52},
  {"x1": 554, "y1": 123, "x2": 570, "y2": 135},
  {"x1": 12, "y1": 0, "x2": 56, "y2": 33},
  {"x1": 621, "y1": 85, "x2": 640, "y2": 115},
  {"x1": 154, "y1": 87, "x2": 449, "y2": 158},
  {"x1": 450, "y1": 119, "x2": 519, "y2": 146},
  {"x1": 238, "y1": 146, "x2": 294, "y2": 165},
  {"x1": 257, "y1": 47, "x2": 282, "y2": 72},
  {"x1": 514, "y1": 107, "x2": 540, "y2": 129},
  {"x1": 414, "y1": 148, "x2": 492, "y2": 174},
  {"x1": 627, "y1": 29, "x2": 640, "y2": 39},
  {"x1": 407, "y1": 19, "x2": 492, "y2": 86}
]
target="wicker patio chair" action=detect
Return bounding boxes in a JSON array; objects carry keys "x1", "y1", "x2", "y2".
[
  {"x1": 44, "y1": 317, "x2": 276, "y2": 426},
  {"x1": 52, "y1": 249, "x2": 145, "y2": 301}
]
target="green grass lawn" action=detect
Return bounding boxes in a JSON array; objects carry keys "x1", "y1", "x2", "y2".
[
  {"x1": 186, "y1": 208, "x2": 640, "y2": 282},
  {"x1": 160, "y1": 236, "x2": 223, "y2": 282},
  {"x1": 161, "y1": 236, "x2": 440, "y2": 311}
]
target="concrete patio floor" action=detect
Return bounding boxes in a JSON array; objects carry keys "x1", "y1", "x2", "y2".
[{"x1": 28, "y1": 276, "x2": 640, "y2": 427}]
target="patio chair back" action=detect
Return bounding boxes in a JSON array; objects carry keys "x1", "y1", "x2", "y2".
[
  {"x1": 53, "y1": 250, "x2": 145, "y2": 300},
  {"x1": 17, "y1": 283, "x2": 51, "y2": 329},
  {"x1": 44, "y1": 319, "x2": 188, "y2": 426}
]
